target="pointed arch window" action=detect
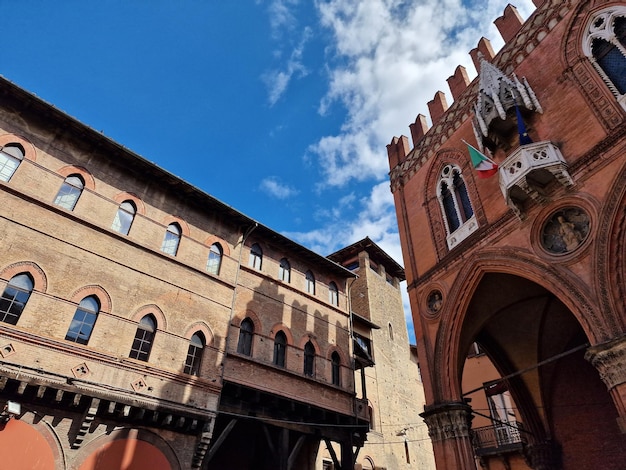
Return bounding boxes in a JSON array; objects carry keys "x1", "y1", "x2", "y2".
[
  {"x1": 129, "y1": 314, "x2": 156, "y2": 361},
  {"x1": 438, "y1": 164, "x2": 477, "y2": 249},
  {"x1": 304, "y1": 341, "x2": 315, "y2": 377},
  {"x1": 237, "y1": 318, "x2": 254, "y2": 356},
  {"x1": 305, "y1": 270, "x2": 316, "y2": 295},
  {"x1": 328, "y1": 281, "x2": 339, "y2": 306},
  {"x1": 0, "y1": 273, "x2": 34, "y2": 325},
  {"x1": 112, "y1": 200, "x2": 136, "y2": 235},
  {"x1": 184, "y1": 332, "x2": 205, "y2": 375},
  {"x1": 0, "y1": 144, "x2": 25, "y2": 182},
  {"x1": 161, "y1": 223, "x2": 181, "y2": 256},
  {"x1": 584, "y1": 8, "x2": 626, "y2": 107},
  {"x1": 273, "y1": 331, "x2": 287, "y2": 367},
  {"x1": 65, "y1": 296, "x2": 99, "y2": 345},
  {"x1": 54, "y1": 174, "x2": 84, "y2": 211},
  {"x1": 331, "y1": 351, "x2": 341, "y2": 386},
  {"x1": 278, "y1": 258, "x2": 291, "y2": 283},
  {"x1": 249, "y1": 243, "x2": 263, "y2": 270},
  {"x1": 207, "y1": 243, "x2": 223, "y2": 275}
]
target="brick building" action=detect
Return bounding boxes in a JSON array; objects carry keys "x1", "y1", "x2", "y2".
[
  {"x1": 0, "y1": 75, "x2": 368, "y2": 469},
  {"x1": 387, "y1": 1, "x2": 626, "y2": 469},
  {"x1": 318, "y1": 238, "x2": 436, "y2": 470}
]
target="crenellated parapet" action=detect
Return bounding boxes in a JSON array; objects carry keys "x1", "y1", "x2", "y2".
[
  {"x1": 446, "y1": 65, "x2": 470, "y2": 101},
  {"x1": 494, "y1": 4, "x2": 525, "y2": 43},
  {"x1": 388, "y1": 0, "x2": 573, "y2": 192}
]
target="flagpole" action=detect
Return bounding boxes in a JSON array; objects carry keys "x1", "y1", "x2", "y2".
[{"x1": 461, "y1": 139, "x2": 497, "y2": 165}]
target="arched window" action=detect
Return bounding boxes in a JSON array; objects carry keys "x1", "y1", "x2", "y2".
[
  {"x1": 0, "y1": 144, "x2": 25, "y2": 182},
  {"x1": 0, "y1": 273, "x2": 34, "y2": 325},
  {"x1": 304, "y1": 341, "x2": 315, "y2": 377},
  {"x1": 273, "y1": 331, "x2": 287, "y2": 367},
  {"x1": 207, "y1": 243, "x2": 223, "y2": 275},
  {"x1": 438, "y1": 164, "x2": 476, "y2": 249},
  {"x1": 249, "y1": 243, "x2": 263, "y2": 270},
  {"x1": 111, "y1": 200, "x2": 136, "y2": 235},
  {"x1": 278, "y1": 258, "x2": 291, "y2": 283},
  {"x1": 65, "y1": 296, "x2": 99, "y2": 345},
  {"x1": 129, "y1": 314, "x2": 156, "y2": 361},
  {"x1": 305, "y1": 270, "x2": 315, "y2": 295},
  {"x1": 331, "y1": 351, "x2": 341, "y2": 386},
  {"x1": 237, "y1": 318, "x2": 254, "y2": 356},
  {"x1": 584, "y1": 7, "x2": 626, "y2": 105},
  {"x1": 54, "y1": 174, "x2": 85, "y2": 211},
  {"x1": 388, "y1": 322, "x2": 394, "y2": 340},
  {"x1": 328, "y1": 282, "x2": 338, "y2": 306},
  {"x1": 184, "y1": 332, "x2": 205, "y2": 375},
  {"x1": 161, "y1": 223, "x2": 181, "y2": 256}
]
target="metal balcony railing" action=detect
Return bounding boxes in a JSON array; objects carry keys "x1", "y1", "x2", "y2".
[{"x1": 471, "y1": 422, "x2": 525, "y2": 456}]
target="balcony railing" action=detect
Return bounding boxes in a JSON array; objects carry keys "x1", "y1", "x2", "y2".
[
  {"x1": 472, "y1": 422, "x2": 525, "y2": 456},
  {"x1": 498, "y1": 141, "x2": 574, "y2": 218}
]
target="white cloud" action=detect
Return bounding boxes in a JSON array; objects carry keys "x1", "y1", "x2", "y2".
[
  {"x1": 268, "y1": 0, "x2": 301, "y2": 34},
  {"x1": 285, "y1": 181, "x2": 397, "y2": 256},
  {"x1": 310, "y1": 0, "x2": 537, "y2": 187},
  {"x1": 259, "y1": 177, "x2": 299, "y2": 199},
  {"x1": 263, "y1": 26, "x2": 312, "y2": 106},
  {"x1": 288, "y1": 0, "x2": 537, "y2": 342}
]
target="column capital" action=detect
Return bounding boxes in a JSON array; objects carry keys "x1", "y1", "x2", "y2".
[
  {"x1": 420, "y1": 401, "x2": 472, "y2": 442},
  {"x1": 585, "y1": 335, "x2": 626, "y2": 390}
]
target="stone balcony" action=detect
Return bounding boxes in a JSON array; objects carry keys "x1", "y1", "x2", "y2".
[{"x1": 498, "y1": 141, "x2": 574, "y2": 218}]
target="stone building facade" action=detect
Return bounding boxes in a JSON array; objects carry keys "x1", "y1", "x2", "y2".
[
  {"x1": 387, "y1": 1, "x2": 626, "y2": 469},
  {"x1": 0, "y1": 76, "x2": 366, "y2": 469},
  {"x1": 322, "y1": 238, "x2": 436, "y2": 470}
]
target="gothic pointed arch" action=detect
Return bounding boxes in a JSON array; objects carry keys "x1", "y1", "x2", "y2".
[
  {"x1": 131, "y1": 304, "x2": 167, "y2": 332},
  {"x1": 432, "y1": 248, "x2": 604, "y2": 402},
  {"x1": 0, "y1": 261, "x2": 47, "y2": 292},
  {"x1": 0, "y1": 134, "x2": 37, "y2": 162},
  {"x1": 113, "y1": 192, "x2": 146, "y2": 215},
  {"x1": 69, "y1": 285, "x2": 112, "y2": 314},
  {"x1": 597, "y1": 160, "x2": 626, "y2": 334},
  {"x1": 269, "y1": 322, "x2": 294, "y2": 345},
  {"x1": 184, "y1": 321, "x2": 214, "y2": 345},
  {"x1": 424, "y1": 148, "x2": 486, "y2": 258},
  {"x1": 56, "y1": 165, "x2": 96, "y2": 191},
  {"x1": 563, "y1": 1, "x2": 626, "y2": 131}
]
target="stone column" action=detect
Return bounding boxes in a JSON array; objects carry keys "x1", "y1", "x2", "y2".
[
  {"x1": 585, "y1": 335, "x2": 626, "y2": 433},
  {"x1": 420, "y1": 401, "x2": 475, "y2": 469}
]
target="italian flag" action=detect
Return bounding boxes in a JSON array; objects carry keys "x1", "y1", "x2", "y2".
[{"x1": 466, "y1": 142, "x2": 498, "y2": 179}]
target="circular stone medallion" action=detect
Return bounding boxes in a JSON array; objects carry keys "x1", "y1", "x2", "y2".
[
  {"x1": 541, "y1": 207, "x2": 590, "y2": 254},
  {"x1": 427, "y1": 290, "x2": 443, "y2": 314}
]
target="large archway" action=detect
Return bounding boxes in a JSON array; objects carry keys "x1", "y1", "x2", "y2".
[
  {"x1": 0, "y1": 417, "x2": 57, "y2": 470},
  {"x1": 458, "y1": 273, "x2": 622, "y2": 468}
]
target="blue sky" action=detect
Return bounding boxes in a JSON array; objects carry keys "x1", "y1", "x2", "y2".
[{"x1": 2, "y1": 0, "x2": 535, "y2": 340}]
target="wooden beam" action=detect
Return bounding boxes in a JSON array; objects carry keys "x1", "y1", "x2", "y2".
[
  {"x1": 324, "y1": 438, "x2": 341, "y2": 469},
  {"x1": 202, "y1": 418, "x2": 238, "y2": 467},
  {"x1": 262, "y1": 424, "x2": 276, "y2": 455},
  {"x1": 279, "y1": 428, "x2": 289, "y2": 470},
  {"x1": 288, "y1": 435, "x2": 306, "y2": 470}
]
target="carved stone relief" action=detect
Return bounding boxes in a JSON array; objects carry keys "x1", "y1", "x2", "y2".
[{"x1": 541, "y1": 207, "x2": 590, "y2": 254}]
